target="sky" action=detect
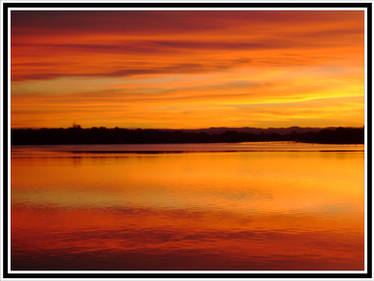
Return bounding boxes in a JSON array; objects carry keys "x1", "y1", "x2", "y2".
[{"x1": 11, "y1": 10, "x2": 364, "y2": 129}]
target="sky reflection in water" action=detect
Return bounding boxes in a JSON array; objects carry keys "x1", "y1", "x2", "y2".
[{"x1": 11, "y1": 142, "x2": 364, "y2": 270}]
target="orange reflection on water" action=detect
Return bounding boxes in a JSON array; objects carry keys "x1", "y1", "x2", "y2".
[{"x1": 11, "y1": 143, "x2": 364, "y2": 270}]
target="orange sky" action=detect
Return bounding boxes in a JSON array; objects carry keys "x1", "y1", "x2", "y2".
[{"x1": 11, "y1": 10, "x2": 364, "y2": 129}]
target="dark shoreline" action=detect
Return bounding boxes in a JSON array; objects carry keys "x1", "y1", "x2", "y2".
[{"x1": 11, "y1": 126, "x2": 364, "y2": 145}]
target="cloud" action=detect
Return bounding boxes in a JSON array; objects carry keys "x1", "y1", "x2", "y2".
[
  {"x1": 12, "y1": 59, "x2": 253, "y2": 81},
  {"x1": 12, "y1": 11, "x2": 363, "y2": 38}
]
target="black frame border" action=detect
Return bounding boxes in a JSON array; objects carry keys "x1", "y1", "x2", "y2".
[{"x1": 2, "y1": 2, "x2": 372, "y2": 279}]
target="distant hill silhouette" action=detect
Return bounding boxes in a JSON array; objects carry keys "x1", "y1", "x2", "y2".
[{"x1": 11, "y1": 126, "x2": 364, "y2": 145}]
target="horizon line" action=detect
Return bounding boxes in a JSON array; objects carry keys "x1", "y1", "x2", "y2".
[{"x1": 11, "y1": 125, "x2": 365, "y2": 130}]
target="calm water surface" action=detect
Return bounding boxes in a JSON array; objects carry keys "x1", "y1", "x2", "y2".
[{"x1": 11, "y1": 142, "x2": 364, "y2": 270}]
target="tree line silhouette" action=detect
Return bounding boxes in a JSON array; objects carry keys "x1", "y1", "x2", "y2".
[{"x1": 11, "y1": 126, "x2": 364, "y2": 145}]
